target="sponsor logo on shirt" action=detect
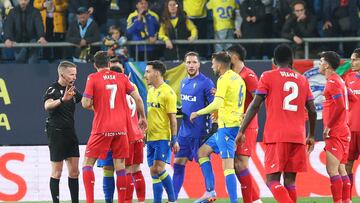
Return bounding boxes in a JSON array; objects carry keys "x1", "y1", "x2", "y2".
[
  {"x1": 147, "y1": 102, "x2": 160, "y2": 108},
  {"x1": 181, "y1": 94, "x2": 197, "y2": 102}
]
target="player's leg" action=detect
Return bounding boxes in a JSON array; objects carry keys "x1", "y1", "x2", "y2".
[
  {"x1": 346, "y1": 131, "x2": 360, "y2": 199},
  {"x1": 151, "y1": 140, "x2": 176, "y2": 203},
  {"x1": 326, "y1": 150, "x2": 342, "y2": 203},
  {"x1": 217, "y1": 127, "x2": 238, "y2": 203},
  {"x1": 125, "y1": 142, "x2": 135, "y2": 203},
  {"x1": 266, "y1": 173, "x2": 292, "y2": 203},
  {"x1": 50, "y1": 161, "x2": 63, "y2": 203},
  {"x1": 339, "y1": 163, "x2": 351, "y2": 203},
  {"x1": 195, "y1": 135, "x2": 218, "y2": 203},
  {"x1": 82, "y1": 156, "x2": 97, "y2": 203},
  {"x1": 97, "y1": 151, "x2": 115, "y2": 203},
  {"x1": 147, "y1": 141, "x2": 163, "y2": 203},
  {"x1": 65, "y1": 157, "x2": 80, "y2": 203},
  {"x1": 173, "y1": 135, "x2": 192, "y2": 200},
  {"x1": 131, "y1": 141, "x2": 145, "y2": 203},
  {"x1": 264, "y1": 143, "x2": 292, "y2": 203},
  {"x1": 234, "y1": 128, "x2": 260, "y2": 203},
  {"x1": 283, "y1": 172, "x2": 297, "y2": 203},
  {"x1": 112, "y1": 134, "x2": 130, "y2": 203}
]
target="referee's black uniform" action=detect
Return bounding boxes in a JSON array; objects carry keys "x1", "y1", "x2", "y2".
[{"x1": 44, "y1": 82, "x2": 82, "y2": 162}]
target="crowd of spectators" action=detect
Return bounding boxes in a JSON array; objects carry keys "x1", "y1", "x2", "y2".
[{"x1": 0, "y1": 0, "x2": 360, "y2": 63}]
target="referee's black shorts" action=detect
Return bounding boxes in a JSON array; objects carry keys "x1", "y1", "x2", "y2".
[{"x1": 45, "y1": 126, "x2": 80, "y2": 162}]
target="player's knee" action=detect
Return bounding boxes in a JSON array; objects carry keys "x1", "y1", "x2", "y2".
[
  {"x1": 326, "y1": 165, "x2": 339, "y2": 176},
  {"x1": 283, "y1": 177, "x2": 295, "y2": 186},
  {"x1": 234, "y1": 157, "x2": 248, "y2": 171},
  {"x1": 51, "y1": 169, "x2": 62, "y2": 179},
  {"x1": 150, "y1": 165, "x2": 164, "y2": 175},
  {"x1": 69, "y1": 169, "x2": 80, "y2": 178}
]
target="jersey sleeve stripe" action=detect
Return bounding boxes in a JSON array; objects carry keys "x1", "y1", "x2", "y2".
[
  {"x1": 332, "y1": 93, "x2": 342, "y2": 100},
  {"x1": 307, "y1": 95, "x2": 315, "y2": 100},
  {"x1": 255, "y1": 90, "x2": 267, "y2": 95},
  {"x1": 83, "y1": 93, "x2": 93, "y2": 99},
  {"x1": 127, "y1": 88, "x2": 135, "y2": 95}
]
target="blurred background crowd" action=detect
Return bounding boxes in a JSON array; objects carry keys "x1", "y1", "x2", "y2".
[{"x1": 1, "y1": 0, "x2": 360, "y2": 63}]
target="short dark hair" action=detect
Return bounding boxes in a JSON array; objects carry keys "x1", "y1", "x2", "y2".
[
  {"x1": 93, "y1": 51, "x2": 110, "y2": 69},
  {"x1": 147, "y1": 60, "x2": 166, "y2": 76},
  {"x1": 319, "y1": 51, "x2": 340, "y2": 70},
  {"x1": 184, "y1": 51, "x2": 200, "y2": 62},
  {"x1": 212, "y1": 51, "x2": 231, "y2": 67},
  {"x1": 352, "y1": 48, "x2": 360, "y2": 58},
  {"x1": 273, "y1": 44, "x2": 293, "y2": 66},
  {"x1": 291, "y1": 0, "x2": 306, "y2": 9},
  {"x1": 227, "y1": 45, "x2": 247, "y2": 61},
  {"x1": 110, "y1": 66, "x2": 123, "y2": 73}
]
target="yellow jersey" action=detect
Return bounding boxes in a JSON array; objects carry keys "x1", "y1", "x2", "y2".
[
  {"x1": 146, "y1": 82, "x2": 177, "y2": 141},
  {"x1": 215, "y1": 70, "x2": 246, "y2": 128},
  {"x1": 207, "y1": 0, "x2": 238, "y2": 31},
  {"x1": 183, "y1": 0, "x2": 207, "y2": 18}
]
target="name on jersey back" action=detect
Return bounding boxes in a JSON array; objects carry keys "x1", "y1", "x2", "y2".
[
  {"x1": 280, "y1": 71, "x2": 298, "y2": 79},
  {"x1": 103, "y1": 75, "x2": 116, "y2": 80}
]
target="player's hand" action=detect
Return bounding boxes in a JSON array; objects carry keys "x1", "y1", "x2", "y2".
[
  {"x1": 210, "y1": 88, "x2": 216, "y2": 95},
  {"x1": 211, "y1": 111, "x2": 218, "y2": 121},
  {"x1": 62, "y1": 85, "x2": 75, "y2": 102},
  {"x1": 235, "y1": 131, "x2": 245, "y2": 145},
  {"x1": 189, "y1": 112, "x2": 198, "y2": 123},
  {"x1": 138, "y1": 117, "x2": 148, "y2": 131},
  {"x1": 323, "y1": 127, "x2": 330, "y2": 140},
  {"x1": 306, "y1": 137, "x2": 315, "y2": 154},
  {"x1": 172, "y1": 142, "x2": 180, "y2": 154}
]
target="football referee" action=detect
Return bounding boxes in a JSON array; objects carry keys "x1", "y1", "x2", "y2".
[{"x1": 43, "y1": 61, "x2": 82, "y2": 203}]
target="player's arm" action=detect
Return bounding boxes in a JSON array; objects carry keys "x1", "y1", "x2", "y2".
[
  {"x1": 168, "y1": 112, "x2": 179, "y2": 153},
  {"x1": 235, "y1": 94, "x2": 265, "y2": 144},
  {"x1": 305, "y1": 99, "x2": 317, "y2": 153},
  {"x1": 44, "y1": 85, "x2": 75, "y2": 111},
  {"x1": 129, "y1": 90, "x2": 147, "y2": 130},
  {"x1": 81, "y1": 97, "x2": 93, "y2": 110}
]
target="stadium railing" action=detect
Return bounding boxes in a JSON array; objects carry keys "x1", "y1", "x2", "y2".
[{"x1": 1, "y1": 37, "x2": 359, "y2": 60}]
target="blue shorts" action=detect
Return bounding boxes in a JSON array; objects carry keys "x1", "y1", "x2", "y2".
[
  {"x1": 147, "y1": 140, "x2": 172, "y2": 167},
  {"x1": 175, "y1": 135, "x2": 202, "y2": 162},
  {"x1": 205, "y1": 127, "x2": 239, "y2": 159},
  {"x1": 97, "y1": 151, "x2": 113, "y2": 167}
]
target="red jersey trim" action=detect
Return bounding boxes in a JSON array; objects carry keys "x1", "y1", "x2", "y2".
[{"x1": 255, "y1": 90, "x2": 267, "y2": 95}]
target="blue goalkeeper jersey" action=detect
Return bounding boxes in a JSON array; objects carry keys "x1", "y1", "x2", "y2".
[{"x1": 179, "y1": 73, "x2": 215, "y2": 138}]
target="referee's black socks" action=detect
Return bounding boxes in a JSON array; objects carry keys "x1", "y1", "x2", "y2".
[
  {"x1": 68, "y1": 177, "x2": 79, "y2": 203},
  {"x1": 50, "y1": 177, "x2": 60, "y2": 203}
]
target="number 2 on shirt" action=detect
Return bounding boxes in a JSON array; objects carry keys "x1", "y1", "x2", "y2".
[
  {"x1": 106, "y1": 84, "x2": 117, "y2": 109},
  {"x1": 283, "y1": 81, "x2": 298, "y2": 111}
]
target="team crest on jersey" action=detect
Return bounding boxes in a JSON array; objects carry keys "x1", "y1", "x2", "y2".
[
  {"x1": 60, "y1": 90, "x2": 64, "y2": 95},
  {"x1": 193, "y1": 82, "x2": 197, "y2": 88},
  {"x1": 303, "y1": 65, "x2": 326, "y2": 120}
]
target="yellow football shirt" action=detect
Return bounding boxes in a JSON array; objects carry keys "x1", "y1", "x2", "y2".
[
  {"x1": 215, "y1": 70, "x2": 246, "y2": 128},
  {"x1": 183, "y1": 0, "x2": 207, "y2": 18},
  {"x1": 146, "y1": 82, "x2": 177, "y2": 141},
  {"x1": 207, "y1": 0, "x2": 238, "y2": 31}
]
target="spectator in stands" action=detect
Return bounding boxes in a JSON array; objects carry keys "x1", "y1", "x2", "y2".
[
  {"x1": 66, "y1": 7, "x2": 100, "y2": 63},
  {"x1": 148, "y1": 0, "x2": 166, "y2": 16},
  {"x1": 159, "y1": 0, "x2": 198, "y2": 61},
  {"x1": 322, "y1": 0, "x2": 359, "y2": 56},
  {"x1": 67, "y1": 0, "x2": 93, "y2": 24},
  {"x1": 269, "y1": 0, "x2": 292, "y2": 38},
  {"x1": 91, "y1": 0, "x2": 111, "y2": 36},
  {"x1": 34, "y1": 0, "x2": 68, "y2": 61},
  {"x1": 103, "y1": 25, "x2": 128, "y2": 63},
  {"x1": 183, "y1": 0, "x2": 208, "y2": 57},
  {"x1": 240, "y1": 0, "x2": 266, "y2": 59},
  {"x1": 4, "y1": 0, "x2": 47, "y2": 64},
  {"x1": 207, "y1": 0, "x2": 242, "y2": 52},
  {"x1": 281, "y1": 0, "x2": 317, "y2": 58},
  {"x1": 127, "y1": 0, "x2": 159, "y2": 61},
  {"x1": 107, "y1": 0, "x2": 134, "y2": 34}
]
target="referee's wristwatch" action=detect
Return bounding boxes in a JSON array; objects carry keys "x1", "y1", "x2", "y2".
[{"x1": 59, "y1": 97, "x2": 64, "y2": 103}]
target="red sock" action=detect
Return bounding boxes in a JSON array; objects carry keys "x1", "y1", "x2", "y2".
[
  {"x1": 125, "y1": 173, "x2": 134, "y2": 203},
  {"x1": 236, "y1": 168, "x2": 252, "y2": 203},
  {"x1": 285, "y1": 185, "x2": 297, "y2": 203},
  {"x1": 116, "y1": 170, "x2": 127, "y2": 203},
  {"x1": 268, "y1": 181, "x2": 293, "y2": 203},
  {"x1": 342, "y1": 176, "x2": 351, "y2": 203},
  {"x1": 133, "y1": 171, "x2": 146, "y2": 202},
  {"x1": 330, "y1": 175, "x2": 343, "y2": 203},
  {"x1": 348, "y1": 174, "x2": 353, "y2": 198},
  {"x1": 82, "y1": 166, "x2": 95, "y2": 203},
  {"x1": 251, "y1": 175, "x2": 260, "y2": 201}
]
